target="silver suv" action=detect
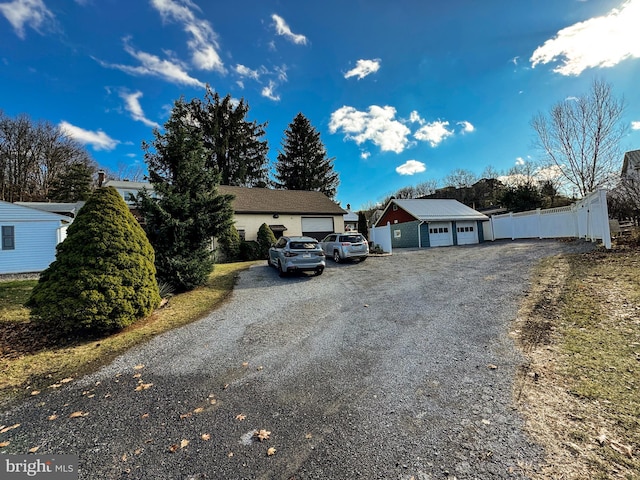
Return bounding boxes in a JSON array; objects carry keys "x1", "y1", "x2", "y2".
[
  {"x1": 319, "y1": 233, "x2": 369, "y2": 263},
  {"x1": 268, "y1": 236, "x2": 326, "y2": 277}
]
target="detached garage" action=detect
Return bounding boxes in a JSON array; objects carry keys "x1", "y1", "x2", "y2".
[{"x1": 375, "y1": 198, "x2": 488, "y2": 249}]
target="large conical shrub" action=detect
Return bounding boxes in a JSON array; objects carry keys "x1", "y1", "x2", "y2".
[{"x1": 27, "y1": 187, "x2": 161, "y2": 335}]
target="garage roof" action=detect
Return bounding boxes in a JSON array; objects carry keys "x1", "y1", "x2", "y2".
[{"x1": 389, "y1": 199, "x2": 489, "y2": 222}]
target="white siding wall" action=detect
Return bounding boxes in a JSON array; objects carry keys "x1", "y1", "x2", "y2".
[
  {"x1": 233, "y1": 213, "x2": 344, "y2": 241},
  {"x1": 0, "y1": 202, "x2": 69, "y2": 274}
]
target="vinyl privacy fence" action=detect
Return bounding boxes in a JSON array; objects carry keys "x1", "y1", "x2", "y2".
[{"x1": 488, "y1": 189, "x2": 611, "y2": 249}]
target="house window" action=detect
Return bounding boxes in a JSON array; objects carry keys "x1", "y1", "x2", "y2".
[
  {"x1": 2, "y1": 226, "x2": 15, "y2": 250},
  {"x1": 237, "y1": 229, "x2": 246, "y2": 241},
  {"x1": 394, "y1": 229, "x2": 401, "y2": 238},
  {"x1": 392, "y1": 204, "x2": 398, "y2": 211}
]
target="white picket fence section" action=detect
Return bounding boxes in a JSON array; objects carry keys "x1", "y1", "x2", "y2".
[
  {"x1": 369, "y1": 222, "x2": 393, "y2": 253},
  {"x1": 489, "y1": 189, "x2": 611, "y2": 249}
]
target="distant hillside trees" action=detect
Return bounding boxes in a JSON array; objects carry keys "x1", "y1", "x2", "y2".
[
  {"x1": 136, "y1": 98, "x2": 234, "y2": 292},
  {"x1": 274, "y1": 113, "x2": 339, "y2": 198},
  {"x1": 27, "y1": 187, "x2": 160, "y2": 335},
  {"x1": 0, "y1": 111, "x2": 96, "y2": 202},
  {"x1": 188, "y1": 86, "x2": 270, "y2": 187}
]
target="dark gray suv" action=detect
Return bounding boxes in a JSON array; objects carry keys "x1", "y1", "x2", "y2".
[{"x1": 319, "y1": 233, "x2": 369, "y2": 263}]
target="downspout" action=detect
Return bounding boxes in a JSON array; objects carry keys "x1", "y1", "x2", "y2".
[{"x1": 418, "y1": 221, "x2": 425, "y2": 248}]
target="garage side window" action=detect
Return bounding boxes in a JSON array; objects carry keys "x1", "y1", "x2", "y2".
[{"x1": 2, "y1": 225, "x2": 15, "y2": 250}]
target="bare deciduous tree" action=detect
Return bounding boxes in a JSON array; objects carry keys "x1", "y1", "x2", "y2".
[
  {"x1": 531, "y1": 79, "x2": 625, "y2": 197},
  {"x1": 443, "y1": 168, "x2": 478, "y2": 188}
]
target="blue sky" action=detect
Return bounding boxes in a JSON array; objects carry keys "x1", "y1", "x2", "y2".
[{"x1": 2, "y1": 0, "x2": 640, "y2": 210}]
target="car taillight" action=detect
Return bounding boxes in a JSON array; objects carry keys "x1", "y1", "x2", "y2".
[
  {"x1": 340, "y1": 242, "x2": 351, "y2": 246},
  {"x1": 284, "y1": 252, "x2": 298, "y2": 257}
]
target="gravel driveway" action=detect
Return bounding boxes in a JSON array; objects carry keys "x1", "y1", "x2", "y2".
[{"x1": 0, "y1": 239, "x2": 595, "y2": 479}]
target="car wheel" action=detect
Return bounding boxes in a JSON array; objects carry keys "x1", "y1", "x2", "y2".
[
  {"x1": 359, "y1": 256, "x2": 367, "y2": 262},
  {"x1": 314, "y1": 267, "x2": 324, "y2": 276},
  {"x1": 278, "y1": 260, "x2": 287, "y2": 277},
  {"x1": 333, "y1": 251, "x2": 341, "y2": 263}
]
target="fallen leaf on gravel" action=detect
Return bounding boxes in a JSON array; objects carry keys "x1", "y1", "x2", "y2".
[
  {"x1": 69, "y1": 411, "x2": 88, "y2": 418},
  {"x1": 487, "y1": 364, "x2": 498, "y2": 370},
  {"x1": 180, "y1": 439, "x2": 189, "y2": 449},
  {"x1": 235, "y1": 414, "x2": 246, "y2": 421},
  {"x1": 28, "y1": 446, "x2": 40, "y2": 454},
  {"x1": 121, "y1": 453, "x2": 127, "y2": 462},
  {"x1": 610, "y1": 441, "x2": 633, "y2": 458},
  {"x1": 223, "y1": 384, "x2": 229, "y2": 390},
  {"x1": 180, "y1": 413, "x2": 192, "y2": 419},
  {"x1": 48, "y1": 415, "x2": 58, "y2": 421},
  {"x1": 168, "y1": 444, "x2": 179, "y2": 453},
  {"x1": 256, "y1": 366, "x2": 263, "y2": 371},
  {"x1": 364, "y1": 304, "x2": 369, "y2": 308},
  {"x1": 193, "y1": 407, "x2": 204, "y2": 414},
  {"x1": 134, "y1": 364, "x2": 145, "y2": 370},
  {"x1": 1, "y1": 424, "x2": 20, "y2": 433},
  {"x1": 481, "y1": 419, "x2": 491, "y2": 425},
  {"x1": 104, "y1": 393, "x2": 111, "y2": 398},
  {"x1": 135, "y1": 383, "x2": 153, "y2": 391},
  {"x1": 209, "y1": 398, "x2": 217, "y2": 405},
  {"x1": 0, "y1": 441, "x2": 9, "y2": 447},
  {"x1": 60, "y1": 377, "x2": 74, "y2": 384},
  {"x1": 31, "y1": 390, "x2": 40, "y2": 396},
  {"x1": 87, "y1": 394, "x2": 95, "y2": 399},
  {"x1": 305, "y1": 433, "x2": 313, "y2": 439},
  {"x1": 227, "y1": 452, "x2": 234, "y2": 457},
  {"x1": 201, "y1": 434, "x2": 211, "y2": 441},
  {"x1": 267, "y1": 447, "x2": 276, "y2": 456},
  {"x1": 242, "y1": 362, "x2": 249, "y2": 367},
  {"x1": 134, "y1": 449, "x2": 142, "y2": 455},
  {"x1": 254, "y1": 429, "x2": 271, "y2": 442},
  {"x1": 49, "y1": 383, "x2": 62, "y2": 389},
  {"x1": 133, "y1": 373, "x2": 142, "y2": 379}
]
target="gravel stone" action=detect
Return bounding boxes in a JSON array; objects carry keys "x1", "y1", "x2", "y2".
[{"x1": 0, "y1": 239, "x2": 596, "y2": 479}]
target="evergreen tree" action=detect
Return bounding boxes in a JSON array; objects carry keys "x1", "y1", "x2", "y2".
[
  {"x1": 136, "y1": 98, "x2": 235, "y2": 292},
  {"x1": 218, "y1": 224, "x2": 241, "y2": 262},
  {"x1": 26, "y1": 187, "x2": 160, "y2": 335},
  {"x1": 274, "y1": 113, "x2": 339, "y2": 198},
  {"x1": 189, "y1": 86, "x2": 270, "y2": 187},
  {"x1": 48, "y1": 162, "x2": 95, "y2": 202},
  {"x1": 358, "y1": 211, "x2": 368, "y2": 237},
  {"x1": 257, "y1": 223, "x2": 277, "y2": 259}
]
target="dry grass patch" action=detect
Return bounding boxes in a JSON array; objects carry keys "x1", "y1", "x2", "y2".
[
  {"x1": 514, "y1": 250, "x2": 640, "y2": 479},
  {"x1": 0, "y1": 261, "x2": 258, "y2": 407}
]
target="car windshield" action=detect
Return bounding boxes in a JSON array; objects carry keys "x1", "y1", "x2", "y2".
[
  {"x1": 340, "y1": 235, "x2": 363, "y2": 243},
  {"x1": 289, "y1": 241, "x2": 317, "y2": 250}
]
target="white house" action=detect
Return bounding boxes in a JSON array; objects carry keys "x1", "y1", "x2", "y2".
[{"x1": 0, "y1": 201, "x2": 72, "y2": 274}]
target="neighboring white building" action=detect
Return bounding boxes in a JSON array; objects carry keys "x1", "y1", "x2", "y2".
[
  {"x1": 0, "y1": 201, "x2": 72, "y2": 274},
  {"x1": 343, "y1": 204, "x2": 359, "y2": 232},
  {"x1": 103, "y1": 180, "x2": 156, "y2": 204}
]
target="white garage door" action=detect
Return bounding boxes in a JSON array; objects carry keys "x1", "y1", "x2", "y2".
[
  {"x1": 428, "y1": 222, "x2": 453, "y2": 247},
  {"x1": 456, "y1": 221, "x2": 478, "y2": 245},
  {"x1": 301, "y1": 217, "x2": 334, "y2": 240}
]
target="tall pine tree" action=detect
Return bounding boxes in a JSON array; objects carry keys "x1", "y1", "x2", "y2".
[
  {"x1": 189, "y1": 86, "x2": 270, "y2": 187},
  {"x1": 274, "y1": 113, "x2": 339, "y2": 198},
  {"x1": 136, "y1": 98, "x2": 234, "y2": 292}
]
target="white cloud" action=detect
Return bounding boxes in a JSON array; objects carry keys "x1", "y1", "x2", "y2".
[
  {"x1": 120, "y1": 91, "x2": 161, "y2": 129},
  {"x1": 396, "y1": 160, "x2": 426, "y2": 176},
  {"x1": 151, "y1": 0, "x2": 224, "y2": 72},
  {"x1": 329, "y1": 105, "x2": 412, "y2": 153},
  {"x1": 272, "y1": 14, "x2": 307, "y2": 45},
  {"x1": 235, "y1": 64, "x2": 260, "y2": 80},
  {"x1": 344, "y1": 59, "x2": 381, "y2": 79},
  {"x1": 414, "y1": 120, "x2": 454, "y2": 147},
  {"x1": 97, "y1": 38, "x2": 205, "y2": 87},
  {"x1": 457, "y1": 120, "x2": 475, "y2": 133},
  {"x1": 409, "y1": 111, "x2": 425, "y2": 125},
  {"x1": 632, "y1": 121, "x2": 640, "y2": 130},
  {"x1": 261, "y1": 80, "x2": 280, "y2": 101},
  {"x1": 59, "y1": 121, "x2": 119, "y2": 151},
  {"x1": 530, "y1": 0, "x2": 640, "y2": 75},
  {"x1": 0, "y1": 0, "x2": 54, "y2": 38},
  {"x1": 360, "y1": 151, "x2": 370, "y2": 160},
  {"x1": 515, "y1": 157, "x2": 525, "y2": 165}
]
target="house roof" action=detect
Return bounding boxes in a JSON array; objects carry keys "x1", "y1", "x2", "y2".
[
  {"x1": 217, "y1": 186, "x2": 346, "y2": 215},
  {"x1": 103, "y1": 180, "x2": 154, "y2": 191},
  {"x1": 343, "y1": 209, "x2": 358, "y2": 222},
  {"x1": 622, "y1": 149, "x2": 640, "y2": 176},
  {"x1": 380, "y1": 199, "x2": 489, "y2": 224},
  {"x1": 0, "y1": 201, "x2": 72, "y2": 223},
  {"x1": 15, "y1": 201, "x2": 85, "y2": 217}
]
